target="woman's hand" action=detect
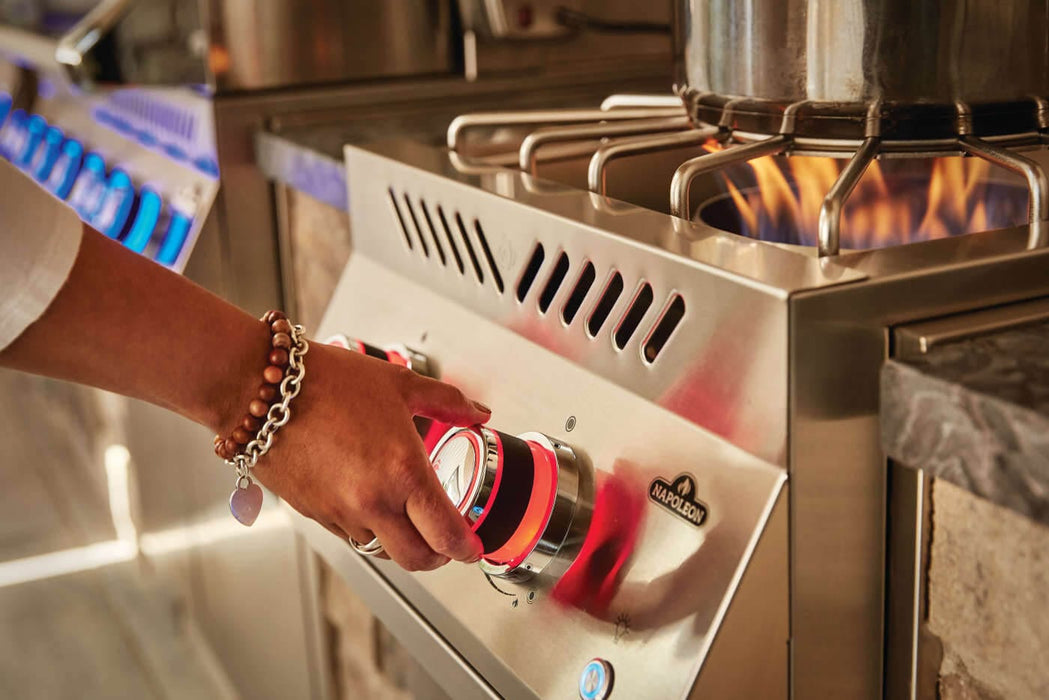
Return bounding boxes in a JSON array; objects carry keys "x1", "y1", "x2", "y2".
[
  {"x1": 252, "y1": 342, "x2": 489, "y2": 571},
  {"x1": 0, "y1": 227, "x2": 483, "y2": 572}
]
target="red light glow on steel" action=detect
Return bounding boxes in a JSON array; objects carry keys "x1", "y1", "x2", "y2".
[
  {"x1": 385, "y1": 350, "x2": 410, "y2": 367},
  {"x1": 551, "y1": 472, "x2": 645, "y2": 616},
  {"x1": 483, "y1": 440, "x2": 558, "y2": 567}
]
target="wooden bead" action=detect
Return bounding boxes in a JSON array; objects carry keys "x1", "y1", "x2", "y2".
[
  {"x1": 232, "y1": 427, "x2": 252, "y2": 444},
  {"x1": 268, "y1": 348, "x2": 289, "y2": 366},
  {"x1": 214, "y1": 440, "x2": 225, "y2": 457},
  {"x1": 263, "y1": 310, "x2": 286, "y2": 324},
  {"x1": 213, "y1": 435, "x2": 223, "y2": 447},
  {"x1": 263, "y1": 364, "x2": 284, "y2": 384},
  {"x1": 224, "y1": 438, "x2": 239, "y2": 456},
  {"x1": 271, "y1": 319, "x2": 292, "y2": 335},
  {"x1": 272, "y1": 332, "x2": 292, "y2": 350},
  {"x1": 248, "y1": 399, "x2": 269, "y2": 417},
  {"x1": 257, "y1": 385, "x2": 277, "y2": 402},
  {"x1": 241, "y1": 415, "x2": 261, "y2": 432}
]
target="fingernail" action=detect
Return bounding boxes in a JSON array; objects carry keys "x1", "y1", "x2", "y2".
[{"x1": 472, "y1": 400, "x2": 491, "y2": 414}]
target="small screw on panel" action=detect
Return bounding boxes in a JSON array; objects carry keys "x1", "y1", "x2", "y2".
[{"x1": 565, "y1": 415, "x2": 577, "y2": 432}]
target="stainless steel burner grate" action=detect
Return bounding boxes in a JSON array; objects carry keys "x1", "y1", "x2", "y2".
[{"x1": 448, "y1": 93, "x2": 1049, "y2": 256}]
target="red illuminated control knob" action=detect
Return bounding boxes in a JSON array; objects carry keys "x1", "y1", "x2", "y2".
[
  {"x1": 324, "y1": 334, "x2": 432, "y2": 377},
  {"x1": 430, "y1": 426, "x2": 582, "y2": 581}
]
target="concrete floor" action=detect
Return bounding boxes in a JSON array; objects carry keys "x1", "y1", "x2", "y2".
[{"x1": 0, "y1": 369, "x2": 233, "y2": 699}]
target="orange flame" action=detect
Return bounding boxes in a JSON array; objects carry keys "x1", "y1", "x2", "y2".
[{"x1": 702, "y1": 141, "x2": 1026, "y2": 248}]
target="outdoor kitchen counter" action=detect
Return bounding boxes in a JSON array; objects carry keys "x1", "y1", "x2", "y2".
[{"x1": 881, "y1": 321, "x2": 1049, "y2": 526}]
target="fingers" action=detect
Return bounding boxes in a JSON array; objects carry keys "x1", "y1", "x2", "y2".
[
  {"x1": 406, "y1": 480, "x2": 483, "y2": 564},
  {"x1": 370, "y1": 512, "x2": 450, "y2": 571},
  {"x1": 402, "y1": 373, "x2": 491, "y2": 426}
]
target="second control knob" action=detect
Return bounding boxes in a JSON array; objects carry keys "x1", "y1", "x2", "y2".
[
  {"x1": 324, "y1": 333, "x2": 432, "y2": 377},
  {"x1": 430, "y1": 426, "x2": 582, "y2": 581}
]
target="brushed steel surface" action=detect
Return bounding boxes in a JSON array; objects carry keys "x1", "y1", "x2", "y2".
[
  {"x1": 682, "y1": 0, "x2": 1049, "y2": 106},
  {"x1": 333, "y1": 137, "x2": 1049, "y2": 699},
  {"x1": 314, "y1": 254, "x2": 788, "y2": 699},
  {"x1": 204, "y1": 0, "x2": 457, "y2": 91},
  {"x1": 345, "y1": 140, "x2": 867, "y2": 467},
  {"x1": 883, "y1": 462, "x2": 933, "y2": 700},
  {"x1": 790, "y1": 244, "x2": 1049, "y2": 698},
  {"x1": 894, "y1": 296, "x2": 1049, "y2": 356},
  {"x1": 687, "y1": 487, "x2": 788, "y2": 700}
]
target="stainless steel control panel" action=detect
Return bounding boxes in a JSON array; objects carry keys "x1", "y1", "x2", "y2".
[{"x1": 298, "y1": 253, "x2": 788, "y2": 699}]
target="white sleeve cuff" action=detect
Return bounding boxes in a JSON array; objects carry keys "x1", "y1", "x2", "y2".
[{"x1": 0, "y1": 159, "x2": 84, "y2": 350}]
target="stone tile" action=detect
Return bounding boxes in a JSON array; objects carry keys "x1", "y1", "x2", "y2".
[
  {"x1": 928, "y1": 479, "x2": 1049, "y2": 700},
  {"x1": 284, "y1": 188, "x2": 352, "y2": 331}
]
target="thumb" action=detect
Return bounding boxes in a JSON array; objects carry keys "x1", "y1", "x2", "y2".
[{"x1": 404, "y1": 374, "x2": 491, "y2": 426}]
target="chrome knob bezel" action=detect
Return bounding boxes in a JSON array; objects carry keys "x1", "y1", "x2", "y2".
[
  {"x1": 478, "y1": 431, "x2": 581, "y2": 581},
  {"x1": 429, "y1": 426, "x2": 500, "y2": 522}
]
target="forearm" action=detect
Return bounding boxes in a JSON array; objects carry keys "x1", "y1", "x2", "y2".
[{"x1": 0, "y1": 225, "x2": 266, "y2": 433}]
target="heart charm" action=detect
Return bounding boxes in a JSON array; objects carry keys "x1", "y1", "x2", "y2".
[{"x1": 230, "y1": 479, "x2": 264, "y2": 526}]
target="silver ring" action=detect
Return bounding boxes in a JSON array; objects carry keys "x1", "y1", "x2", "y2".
[{"x1": 349, "y1": 536, "x2": 384, "y2": 556}]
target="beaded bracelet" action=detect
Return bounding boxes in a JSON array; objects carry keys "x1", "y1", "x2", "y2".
[{"x1": 216, "y1": 310, "x2": 309, "y2": 526}]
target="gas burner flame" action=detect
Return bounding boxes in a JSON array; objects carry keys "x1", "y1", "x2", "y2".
[{"x1": 699, "y1": 141, "x2": 1030, "y2": 249}]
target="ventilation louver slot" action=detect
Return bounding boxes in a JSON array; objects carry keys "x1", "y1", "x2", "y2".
[
  {"x1": 538, "y1": 252, "x2": 570, "y2": 314},
  {"x1": 473, "y1": 221, "x2": 504, "y2": 293},
  {"x1": 587, "y1": 272, "x2": 624, "y2": 337},
  {"x1": 388, "y1": 188, "x2": 413, "y2": 251},
  {"x1": 454, "y1": 212, "x2": 484, "y2": 283},
  {"x1": 401, "y1": 194, "x2": 430, "y2": 258},
  {"x1": 517, "y1": 243, "x2": 546, "y2": 302},
  {"x1": 561, "y1": 261, "x2": 596, "y2": 325},
  {"x1": 418, "y1": 199, "x2": 446, "y2": 266},
  {"x1": 383, "y1": 188, "x2": 688, "y2": 366},
  {"x1": 614, "y1": 282, "x2": 654, "y2": 349},
  {"x1": 435, "y1": 205, "x2": 465, "y2": 274},
  {"x1": 643, "y1": 294, "x2": 686, "y2": 363}
]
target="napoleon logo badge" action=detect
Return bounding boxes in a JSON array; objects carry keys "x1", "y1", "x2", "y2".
[{"x1": 649, "y1": 473, "x2": 708, "y2": 526}]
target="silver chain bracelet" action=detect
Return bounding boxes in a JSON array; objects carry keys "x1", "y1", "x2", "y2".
[{"x1": 227, "y1": 323, "x2": 309, "y2": 526}]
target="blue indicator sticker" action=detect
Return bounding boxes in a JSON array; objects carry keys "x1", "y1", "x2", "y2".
[
  {"x1": 155, "y1": 212, "x2": 193, "y2": 266},
  {"x1": 46, "y1": 140, "x2": 84, "y2": 199},
  {"x1": 578, "y1": 660, "x2": 613, "y2": 700},
  {"x1": 123, "y1": 188, "x2": 162, "y2": 253}
]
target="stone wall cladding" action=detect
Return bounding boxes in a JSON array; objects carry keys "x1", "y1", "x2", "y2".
[{"x1": 929, "y1": 479, "x2": 1049, "y2": 699}]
